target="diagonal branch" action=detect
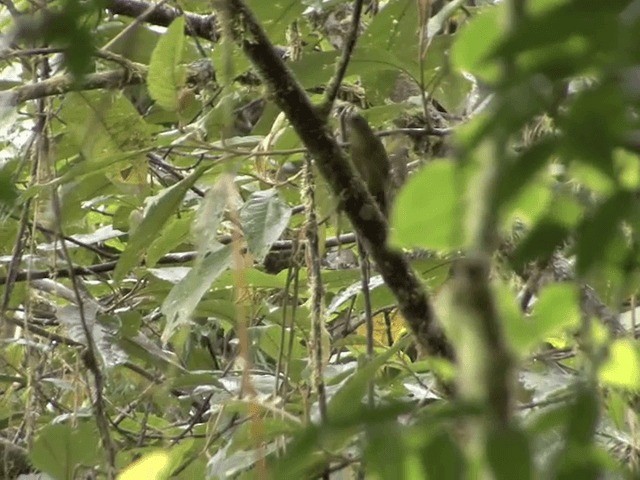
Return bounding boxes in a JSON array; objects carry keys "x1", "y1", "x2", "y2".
[{"x1": 214, "y1": 0, "x2": 453, "y2": 360}]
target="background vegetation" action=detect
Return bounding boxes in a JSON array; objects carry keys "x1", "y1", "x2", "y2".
[{"x1": 2, "y1": 0, "x2": 640, "y2": 478}]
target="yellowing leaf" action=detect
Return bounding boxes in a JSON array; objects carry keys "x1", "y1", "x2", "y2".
[
  {"x1": 118, "y1": 452, "x2": 171, "y2": 480},
  {"x1": 599, "y1": 340, "x2": 640, "y2": 390},
  {"x1": 355, "y1": 310, "x2": 405, "y2": 347}
]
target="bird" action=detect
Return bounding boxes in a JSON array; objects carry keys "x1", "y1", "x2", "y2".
[{"x1": 344, "y1": 111, "x2": 391, "y2": 218}]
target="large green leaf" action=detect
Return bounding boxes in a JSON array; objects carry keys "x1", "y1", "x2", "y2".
[
  {"x1": 58, "y1": 91, "x2": 152, "y2": 172},
  {"x1": 486, "y1": 425, "x2": 532, "y2": 480},
  {"x1": 451, "y1": 4, "x2": 503, "y2": 84},
  {"x1": 193, "y1": 178, "x2": 230, "y2": 255},
  {"x1": 30, "y1": 422, "x2": 101, "y2": 480},
  {"x1": 419, "y1": 429, "x2": 466, "y2": 480},
  {"x1": 575, "y1": 190, "x2": 634, "y2": 275},
  {"x1": 148, "y1": 16, "x2": 186, "y2": 111},
  {"x1": 146, "y1": 214, "x2": 194, "y2": 267},
  {"x1": 495, "y1": 139, "x2": 556, "y2": 208},
  {"x1": 0, "y1": 165, "x2": 19, "y2": 212},
  {"x1": 359, "y1": 0, "x2": 416, "y2": 52},
  {"x1": 391, "y1": 160, "x2": 465, "y2": 251},
  {"x1": 365, "y1": 421, "x2": 408, "y2": 480},
  {"x1": 161, "y1": 244, "x2": 233, "y2": 343},
  {"x1": 504, "y1": 283, "x2": 580, "y2": 353},
  {"x1": 240, "y1": 189, "x2": 292, "y2": 262},
  {"x1": 289, "y1": 51, "x2": 339, "y2": 89},
  {"x1": 559, "y1": 85, "x2": 628, "y2": 177},
  {"x1": 114, "y1": 165, "x2": 208, "y2": 281},
  {"x1": 246, "y1": 0, "x2": 305, "y2": 43}
]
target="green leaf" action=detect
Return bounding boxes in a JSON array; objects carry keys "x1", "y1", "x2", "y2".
[
  {"x1": 161, "y1": 244, "x2": 233, "y2": 343},
  {"x1": 510, "y1": 220, "x2": 570, "y2": 271},
  {"x1": 486, "y1": 425, "x2": 532, "y2": 480},
  {"x1": 350, "y1": 46, "x2": 416, "y2": 81},
  {"x1": 290, "y1": 52, "x2": 339, "y2": 89},
  {"x1": 513, "y1": 284, "x2": 580, "y2": 352},
  {"x1": 148, "y1": 17, "x2": 186, "y2": 111},
  {"x1": 327, "y1": 337, "x2": 410, "y2": 423},
  {"x1": 502, "y1": 179, "x2": 552, "y2": 228},
  {"x1": 240, "y1": 189, "x2": 292, "y2": 262},
  {"x1": 246, "y1": 0, "x2": 304, "y2": 43},
  {"x1": 249, "y1": 325, "x2": 306, "y2": 362},
  {"x1": 41, "y1": 0, "x2": 97, "y2": 78},
  {"x1": 451, "y1": 4, "x2": 504, "y2": 84},
  {"x1": 114, "y1": 165, "x2": 207, "y2": 281},
  {"x1": 58, "y1": 91, "x2": 152, "y2": 172},
  {"x1": 146, "y1": 214, "x2": 194, "y2": 267},
  {"x1": 0, "y1": 165, "x2": 18, "y2": 211},
  {"x1": 599, "y1": 339, "x2": 640, "y2": 390},
  {"x1": 575, "y1": 191, "x2": 634, "y2": 275},
  {"x1": 192, "y1": 179, "x2": 228, "y2": 254},
  {"x1": 359, "y1": 0, "x2": 415, "y2": 52},
  {"x1": 268, "y1": 402, "x2": 412, "y2": 480},
  {"x1": 490, "y1": 3, "x2": 621, "y2": 64},
  {"x1": 493, "y1": 281, "x2": 526, "y2": 357},
  {"x1": 365, "y1": 421, "x2": 407, "y2": 480},
  {"x1": 559, "y1": 85, "x2": 627, "y2": 177},
  {"x1": 391, "y1": 160, "x2": 465, "y2": 251},
  {"x1": 419, "y1": 429, "x2": 466, "y2": 480},
  {"x1": 566, "y1": 388, "x2": 599, "y2": 446},
  {"x1": 30, "y1": 422, "x2": 101, "y2": 480},
  {"x1": 101, "y1": 23, "x2": 162, "y2": 64},
  {"x1": 495, "y1": 139, "x2": 556, "y2": 207}
]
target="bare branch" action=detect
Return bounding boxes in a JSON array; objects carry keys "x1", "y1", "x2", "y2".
[
  {"x1": 105, "y1": 0, "x2": 219, "y2": 42},
  {"x1": 2, "y1": 67, "x2": 146, "y2": 105},
  {"x1": 0, "y1": 234, "x2": 358, "y2": 284},
  {"x1": 2, "y1": 60, "x2": 216, "y2": 105}
]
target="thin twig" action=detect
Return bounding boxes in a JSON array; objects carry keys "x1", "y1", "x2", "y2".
[
  {"x1": 358, "y1": 239, "x2": 375, "y2": 406},
  {"x1": 53, "y1": 147, "x2": 118, "y2": 479},
  {"x1": 321, "y1": 0, "x2": 365, "y2": 113},
  {"x1": 303, "y1": 156, "x2": 328, "y2": 421}
]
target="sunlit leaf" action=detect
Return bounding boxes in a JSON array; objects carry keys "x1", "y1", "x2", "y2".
[
  {"x1": 118, "y1": 451, "x2": 171, "y2": 480},
  {"x1": 599, "y1": 339, "x2": 640, "y2": 390}
]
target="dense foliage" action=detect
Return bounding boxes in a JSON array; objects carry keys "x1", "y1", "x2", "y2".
[{"x1": 2, "y1": 0, "x2": 640, "y2": 478}]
